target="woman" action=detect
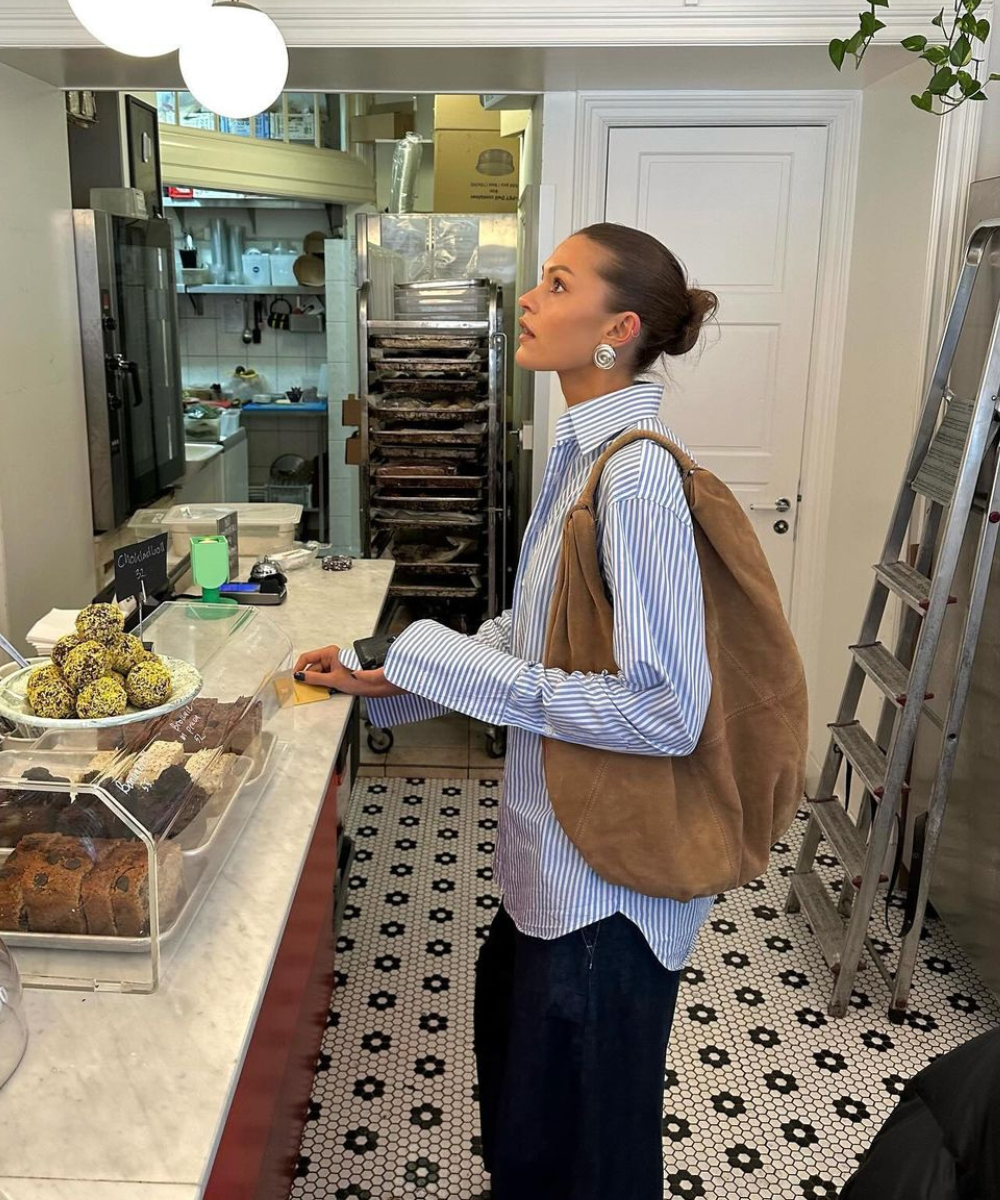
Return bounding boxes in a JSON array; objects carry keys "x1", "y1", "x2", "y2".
[{"x1": 295, "y1": 222, "x2": 719, "y2": 1200}]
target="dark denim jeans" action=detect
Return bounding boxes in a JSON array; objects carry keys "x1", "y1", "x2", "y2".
[{"x1": 474, "y1": 905, "x2": 681, "y2": 1200}]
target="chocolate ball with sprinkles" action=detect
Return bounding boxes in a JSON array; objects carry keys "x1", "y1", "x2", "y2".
[
  {"x1": 62, "y1": 640, "x2": 111, "y2": 691},
  {"x1": 125, "y1": 659, "x2": 173, "y2": 710},
  {"x1": 26, "y1": 664, "x2": 65, "y2": 706},
  {"x1": 50, "y1": 633, "x2": 83, "y2": 670},
  {"x1": 30, "y1": 677, "x2": 77, "y2": 719},
  {"x1": 76, "y1": 676, "x2": 128, "y2": 720},
  {"x1": 107, "y1": 632, "x2": 148, "y2": 676},
  {"x1": 75, "y1": 603, "x2": 126, "y2": 645}
]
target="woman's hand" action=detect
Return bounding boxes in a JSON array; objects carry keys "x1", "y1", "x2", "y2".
[{"x1": 293, "y1": 645, "x2": 406, "y2": 698}]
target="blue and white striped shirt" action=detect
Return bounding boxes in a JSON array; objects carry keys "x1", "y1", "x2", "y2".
[{"x1": 358, "y1": 382, "x2": 715, "y2": 969}]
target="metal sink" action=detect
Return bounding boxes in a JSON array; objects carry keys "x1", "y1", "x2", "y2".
[{"x1": 184, "y1": 443, "x2": 223, "y2": 465}]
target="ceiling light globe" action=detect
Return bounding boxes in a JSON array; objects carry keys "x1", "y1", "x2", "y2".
[
  {"x1": 179, "y1": 3, "x2": 289, "y2": 121},
  {"x1": 68, "y1": 0, "x2": 214, "y2": 57}
]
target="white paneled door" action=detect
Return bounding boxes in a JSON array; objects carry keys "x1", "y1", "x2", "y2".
[{"x1": 605, "y1": 125, "x2": 828, "y2": 609}]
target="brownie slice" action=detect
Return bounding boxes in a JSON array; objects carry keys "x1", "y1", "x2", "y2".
[
  {"x1": 0, "y1": 792, "x2": 63, "y2": 845},
  {"x1": 19, "y1": 833, "x2": 112, "y2": 935},
  {"x1": 0, "y1": 844, "x2": 29, "y2": 930},
  {"x1": 110, "y1": 840, "x2": 183, "y2": 937}
]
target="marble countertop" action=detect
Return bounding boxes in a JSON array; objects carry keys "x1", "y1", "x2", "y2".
[{"x1": 0, "y1": 558, "x2": 394, "y2": 1196}]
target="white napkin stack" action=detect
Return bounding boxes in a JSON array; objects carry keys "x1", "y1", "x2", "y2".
[{"x1": 26, "y1": 599, "x2": 138, "y2": 656}]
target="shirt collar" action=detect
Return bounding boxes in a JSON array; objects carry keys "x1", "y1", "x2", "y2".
[{"x1": 554, "y1": 382, "x2": 664, "y2": 454}]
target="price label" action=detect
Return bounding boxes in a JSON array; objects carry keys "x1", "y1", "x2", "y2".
[{"x1": 114, "y1": 534, "x2": 168, "y2": 605}]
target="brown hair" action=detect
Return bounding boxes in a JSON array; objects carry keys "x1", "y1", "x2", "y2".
[{"x1": 577, "y1": 223, "x2": 719, "y2": 373}]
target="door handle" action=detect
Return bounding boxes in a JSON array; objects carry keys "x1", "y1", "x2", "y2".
[{"x1": 749, "y1": 497, "x2": 792, "y2": 513}]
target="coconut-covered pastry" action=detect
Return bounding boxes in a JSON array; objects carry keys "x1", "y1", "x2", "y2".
[
  {"x1": 75, "y1": 603, "x2": 125, "y2": 645},
  {"x1": 76, "y1": 676, "x2": 128, "y2": 720},
  {"x1": 107, "y1": 632, "x2": 148, "y2": 676},
  {"x1": 26, "y1": 664, "x2": 65, "y2": 705},
  {"x1": 126, "y1": 741, "x2": 185, "y2": 788},
  {"x1": 62, "y1": 640, "x2": 111, "y2": 691},
  {"x1": 125, "y1": 659, "x2": 172, "y2": 710},
  {"x1": 30, "y1": 677, "x2": 76, "y2": 719},
  {"x1": 51, "y1": 633, "x2": 83, "y2": 670}
]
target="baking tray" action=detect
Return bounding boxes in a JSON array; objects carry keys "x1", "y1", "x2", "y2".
[
  {"x1": 370, "y1": 425, "x2": 486, "y2": 446},
  {"x1": 375, "y1": 470, "x2": 484, "y2": 489},
  {"x1": 375, "y1": 364, "x2": 485, "y2": 379},
  {"x1": 377, "y1": 377, "x2": 482, "y2": 395},
  {"x1": 378, "y1": 445, "x2": 480, "y2": 462},
  {"x1": 390, "y1": 561, "x2": 481, "y2": 576},
  {"x1": 369, "y1": 403, "x2": 489, "y2": 422},
  {"x1": 0, "y1": 735, "x2": 277, "y2": 951},
  {"x1": 375, "y1": 462, "x2": 458, "y2": 478},
  {"x1": 373, "y1": 493, "x2": 483, "y2": 512},
  {"x1": 371, "y1": 335, "x2": 483, "y2": 351},
  {"x1": 370, "y1": 351, "x2": 484, "y2": 366},
  {"x1": 371, "y1": 510, "x2": 485, "y2": 528},
  {"x1": 389, "y1": 578, "x2": 483, "y2": 599}
]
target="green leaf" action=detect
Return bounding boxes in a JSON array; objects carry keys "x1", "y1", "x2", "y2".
[
  {"x1": 929, "y1": 66, "x2": 958, "y2": 94},
  {"x1": 971, "y1": 91, "x2": 988, "y2": 100},
  {"x1": 952, "y1": 36, "x2": 973, "y2": 66},
  {"x1": 901, "y1": 34, "x2": 928, "y2": 51},
  {"x1": 860, "y1": 10, "x2": 878, "y2": 36},
  {"x1": 990, "y1": 72, "x2": 1000, "y2": 81},
  {"x1": 912, "y1": 91, "x2": 935, "y2": 111},
  {"x1": 869, "y1": 0, "x2": 889, "y2": 6},
  {"x1": 977, "y1": 18, "x2": 991, "y2": 40},
  {"x1": 844, "y1": 30, "x2": 866, "y2": 55},
  {"x1": 932, "y1": 7, "x2": 946, "y2": 27},
  {"x1": 960, "y1": 13, "x2": 978, "y2": 35},
  {"x1": 959, "y1": 71, "x2": 981, "y2": 95},
  {"x1": 829, "y1": 38, "x2": 847, "y2": 70},
  {"x1": 924, "y1": 45, "x2": 950, "y2": 65}
]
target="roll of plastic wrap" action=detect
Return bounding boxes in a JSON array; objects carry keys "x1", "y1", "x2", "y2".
[{"x1": 389, "y1": 132, "x2": 424, "y2": 214}]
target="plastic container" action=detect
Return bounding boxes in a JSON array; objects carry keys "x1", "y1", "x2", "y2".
[
  {"x1": 270, "y1": 249, "x2": 299, "y2": 287},
  {"x1": 242, "y1": 249, "x2": 271, "y2": 287},
  {"x1": 0, "y1": 936, "x2": 28, "y2": 1088},
  {"x1": 159, "y1": 503, "x2": 303, "y2": 557}
]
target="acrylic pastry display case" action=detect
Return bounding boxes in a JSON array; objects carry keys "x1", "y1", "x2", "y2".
[{"x1": 0, "y1": 602, "x2": 292, "y2": 993}]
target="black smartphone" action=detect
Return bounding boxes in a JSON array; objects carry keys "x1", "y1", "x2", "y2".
[{"x1": 353, "y1": 634, "x2": 397, "y2": 671}]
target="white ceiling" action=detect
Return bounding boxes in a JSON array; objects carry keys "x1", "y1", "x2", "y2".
[{"x1": 0, "y1": 43, "x2": 913, "y2": 94}]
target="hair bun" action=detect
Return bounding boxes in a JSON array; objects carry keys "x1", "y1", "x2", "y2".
[{"x1": 666, "y1": 287, "x2": 719, "y2": 357}]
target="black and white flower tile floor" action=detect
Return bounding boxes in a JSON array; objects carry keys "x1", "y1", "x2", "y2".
[{"x1": 289, "y1": 777, "x2": 1000, "y2": 1200}]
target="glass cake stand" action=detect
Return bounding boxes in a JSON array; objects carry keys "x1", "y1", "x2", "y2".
[{"x1": 0, "y1": 934, "x2": 27, "y2": 1088}]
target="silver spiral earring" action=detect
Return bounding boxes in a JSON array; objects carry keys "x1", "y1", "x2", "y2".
[{"x1": 593, "y1": 343, "x2": 617, "y2": 370}]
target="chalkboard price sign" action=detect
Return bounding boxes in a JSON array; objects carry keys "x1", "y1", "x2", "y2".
[{"x1": 114, "y1": 534, "x2": 169, "y2": 604}]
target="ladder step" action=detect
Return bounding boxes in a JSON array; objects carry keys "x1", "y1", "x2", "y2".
[
  {"x1": 806, "y1": 797, "x2": 869, "y2": 886},
  {"x1": 872, "y1": 561, "x2": 934, "y2": 613},
  {"x1": 851, "y1": 641, "x2": 933, "y2": 708},
  {"x1": 830, "y1": 721, "x2": 888, "y2": 798},
  {"x1": 910, "y1": 393, "x2": 974, "y2": 507},
  {"x1": 789, "y1": 871, "x2": 854, "y2": 973}
]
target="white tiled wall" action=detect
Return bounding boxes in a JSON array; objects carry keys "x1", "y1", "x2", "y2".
[{"x1": 179, "y1": 295, "x2": 328, "y2": 397}]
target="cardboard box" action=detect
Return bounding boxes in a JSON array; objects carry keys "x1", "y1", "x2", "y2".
[
  {"x1": 345, "y1": 433, "x2": 365, "y2": 465},
  {"x1": 434, "y1": 94, "x2": 500, "y2": 131},
  {"x1": 433, "y1": 131, "x2": 521, "y2": 213},
  {"x1": 349, "y1": 112, "x2": 416, "y2": 142},
  {"x1": 342, "y1": 395, "x2": 361, "y2": 427}
]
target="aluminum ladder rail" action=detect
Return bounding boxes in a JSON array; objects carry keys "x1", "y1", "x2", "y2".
[{"x1": 786, "y1": 218, "x2": 1000, "y2": 1018}]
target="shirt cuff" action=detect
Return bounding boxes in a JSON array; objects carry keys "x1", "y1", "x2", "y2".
[{"x1": 383, "y1": 619, "x2": 523, "y2": 727}]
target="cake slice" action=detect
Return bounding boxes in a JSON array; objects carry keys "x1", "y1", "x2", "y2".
[
  {"x1": 126, "y1": 741, "x2": 185, "y2": 789},
  {"x1": 0, "y1": 844, "x2": 29, "y2": 930},
  {"x1": 110, "y1": 840, "x2": 184, "y2": 937},
  {"x1": 19, "y1": 833, "x2": 113, "y2": 935}
]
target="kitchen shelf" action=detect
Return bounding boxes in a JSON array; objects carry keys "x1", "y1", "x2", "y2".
[{"x1": 176, "y1": 284, "x2": 324, "y2": 295}]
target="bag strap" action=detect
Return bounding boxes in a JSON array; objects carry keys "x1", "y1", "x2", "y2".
[{"x1": 576, "y1": 429, "x2": 699, "y2": 512}]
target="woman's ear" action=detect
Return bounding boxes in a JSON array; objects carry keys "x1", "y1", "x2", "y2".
[{"x1": 605, "y1": 312, "x2": 641, "y2": 348}]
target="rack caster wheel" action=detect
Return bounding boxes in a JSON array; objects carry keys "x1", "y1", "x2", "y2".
[
  {"x1": 367, "y1": 727, "x2": 394, "y2": 755},
  {"x1": 486, "y1": 729, "x2": 506, "y2": 759}
]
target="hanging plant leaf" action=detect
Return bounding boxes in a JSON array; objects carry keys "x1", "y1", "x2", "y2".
[
  {"x1": 951, "y1": 36, "x2": 973, "y2": 67},
  {"x1": 901, "y1": 34, "x2": 928, "y2": 51},
  {"x1": 829, "y1": 38, "x2": 848, "y2": 70},
  {"x1": 931, "y1": 8, "x2": 946, "y2": 28},
  {"x1": 929, "y1": 66, "x2": 958, "y2": 94},
  {"x1": 912, "y1": 91, "x2": 935, "y2": 112},
  {"x1": 976, "y1": 19, "x2": 991, "y2": 40}
]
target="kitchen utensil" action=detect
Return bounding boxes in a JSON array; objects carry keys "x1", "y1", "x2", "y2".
[
  {"x1": 242, "y1": 298, "x2": 252, "y2": 345},
  {"x1": 267, "y1": 298, "x2": 292, "y2": 330},
  {"x1": 252, "y1": 299, "x2": 262, "y2": 344},
  {"x1": 285, "y1": 387, "x2": 303, "y2": 404},
  {"x1": 179, "y1": 232, "x2": 198, "y2": 268},
  {"x1": 0, "y1": 633, "x2": 29, "y2": 669},
  {"x1": 270, "y1": 453, "x2": 311, "y2": 482},
  {"x1": 292, "y1": 254, "x2": 324, "y2": 288}
]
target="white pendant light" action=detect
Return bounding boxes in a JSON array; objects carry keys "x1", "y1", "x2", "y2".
[
  {"x1": 179, "y1": 2, "x2": 289, "y2": 121},
  {"x1": 67, "y1": 0, "x2": 214, "y2": 58}
]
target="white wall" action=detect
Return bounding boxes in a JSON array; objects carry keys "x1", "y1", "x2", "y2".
[
  {"x1": 975, "y1": 35, "x2": 1000, "y2": 181},
  {"x1": 0, "y1": 62, "x2": 94, "y2": 650},
  {"x1": 810, "y1": 61, "x2": 943, "y2": 760}
]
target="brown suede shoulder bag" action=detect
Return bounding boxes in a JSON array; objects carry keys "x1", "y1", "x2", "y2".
[{"x1": 542, "y1": 429, "x2": 808, "y2": 901}]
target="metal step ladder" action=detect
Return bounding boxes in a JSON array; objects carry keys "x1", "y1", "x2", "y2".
[{"x1": 786, "y1": 218, "x2": 1000, "y2": 1019}]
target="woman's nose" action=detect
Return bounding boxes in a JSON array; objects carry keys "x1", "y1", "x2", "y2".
[{"x1": 518, "y1": 287, "x2": 537, "y2": 312}]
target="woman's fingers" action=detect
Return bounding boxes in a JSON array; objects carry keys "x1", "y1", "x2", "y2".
[{"x1": 293, "y1": 645, "x2": 342, "y2": 674}]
